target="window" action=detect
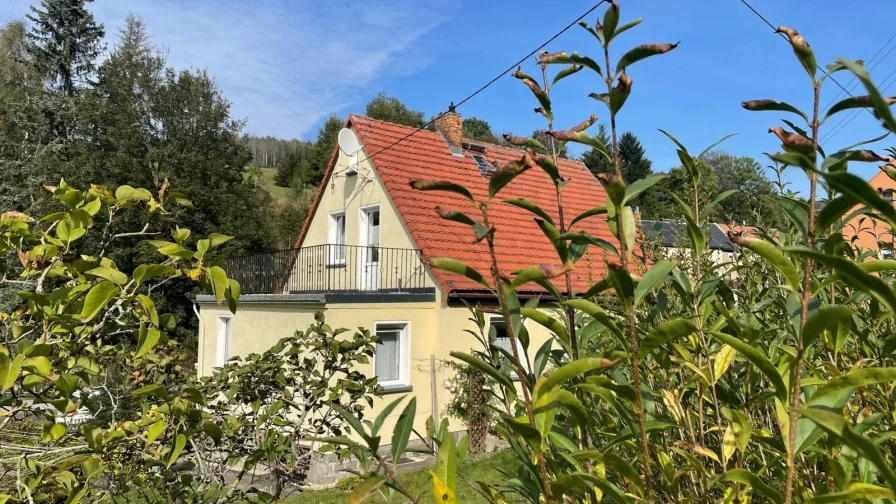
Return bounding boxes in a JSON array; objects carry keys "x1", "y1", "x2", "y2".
[
  {"x1": 374, "y1": 322, "x2": 409, "y2": 386},
  {"x1": 488, "y1": 315, "x2": 529, "y2": 373},
  {"x1": 885, "y1": 190, "x2": 894, "y2": 203},
  {"x1": 216, "y1": 315, "x2": 232, "y2": 366},
  {"x1": 363, "y1": 207, "x2": 380, "y2": 263},
  {"x1": 883, "y1": 248, "x2": 894, "y2": 260},
  {"x1": 328, "y1": 211, "x2": 346, "y2": 265},
  {"x1": 472, "y1": 155, "x2": 495, "y2": 177}
]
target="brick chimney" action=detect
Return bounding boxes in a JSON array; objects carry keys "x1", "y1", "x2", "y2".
[{"x1": 434, "y1": 102, "x2": 463, "y2": 155}]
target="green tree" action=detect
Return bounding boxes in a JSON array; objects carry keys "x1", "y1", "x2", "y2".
[
  {"x1": 462, "y1": 117, "x2": 500, "y2": 144},
  {"x1": 275, "y1": 147, "x2": 311, "y2": 188},
  {"x1": 308, "y1": 115, "x2": 343, "y2": 185},
  {"x1": 582, "y1": 123, "x2": 613, "y2": 175},
  {"x1": 26, "y1": 0, "x2": 104, "y2": 97},
  {"x1": 705, "y1": 150, "x2": 779, "y2": 225},
  {"x1": 365, "y1": 92, "x2": 425, "y2": 127}
]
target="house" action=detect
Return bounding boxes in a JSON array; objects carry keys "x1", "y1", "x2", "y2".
[
  {"x1": 844, "y1": 169, "x2": 895, "y2": 258},
  {"x1": 641, "y1": 219, "x2": 737, "y2": 264},
  {"x1": 193, "y1": 111, "x2": 617, "y2": 477}
]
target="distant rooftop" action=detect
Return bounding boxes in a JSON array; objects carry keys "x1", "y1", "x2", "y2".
[{"x1": 641, "y1": 219, "x2": 736, "y2": 252}]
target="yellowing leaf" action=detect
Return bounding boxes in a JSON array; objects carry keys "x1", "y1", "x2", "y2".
[
  {"x1": 712, "y1": 344, "x2": 736, "y2": 383},
  {"x1": 431, "y1": 472, "x2": 458, "y2": 504}
]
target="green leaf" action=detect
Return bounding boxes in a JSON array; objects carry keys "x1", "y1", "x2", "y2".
[
  {"x1": 711, "y1": 331, "x2": 788, "y2": 402},
  {"x1": 703, "y1": 189, "x2": 738, "y2": 218},
  {"x1": 431, "y1": 258, "x2": 490, "y2": 289},
  {"x1": 450, "y1": 352, "x2": 514, "y2": 390},
  {"x1": 552, "y1": 64, "x2": 583, "y2": 86},
  {"x1": 802, "y1": 305, "x2": 854, "y2": 347},
  {"x1": 634, "y1": 260, "x2": 675, "y2": 307},
  {"x1": 131, "y1": 384, "x2": 167, "y2": 399},
  {"x1": 521, "y1": 308, "x2": 569, "y2": 347},
  {"x1": 391, "y1": 397, "x2": 416, "y2": 464},
  {"x1": 374, "y1": 396, "x2": 405, "y2": 436},
  {"x1": 80, "y1": 281, "x2": 119, "y2": 322},
  {"x1": 558, "y1": 232, "x2": 618, "y2": 257},
  {"x1": 134, "y1": 327, "x2": 161, "y2": 358},
  {"x1": 543, "y1": 51, "x2": 602, "y2": 76},
  {"x1": 133, "y1": 264, "x2": 176, "y2": 285},
  {"x1": 86, "y1": 266, "x2": 127, "y2": 286},
  {"x1": 410, "y1": 180, "x2": 474, "y2": 201},
  {"x1": 741, "y1": 99, "x2": 809, "y2": 122},
  {"x1": 641, "y1": 318, "x2": 697, "y2": 355},
  {"x1": 784, "y1": 246, "x2": 896, "y2": 313},
  {"x1": 0, "y1": 353, "x2": 24, "y2": 392},
  {"x1": 837, "y1": 58, "x2": 896, "y2": 133},
  {"x1": 826, "y1": 95, "x2": 896, "y2": 122},
  {"x1": 23, "y1": 356, "x2": 51, "y2": 377},
  {"x1": 769, "y1": 151, "x2": 814, "y2": 172},
  {"x1": 534, "y1": 357, "x2": 618, "y2": 400},
  {"x1": 601, "y1": 1, "x2": 619, "y2": 43},
  {"x1": 562, "y1": 299, "x2": 623, "y2": 341},
  {"x1": 165, "y1": 434, "x2": 187, "y2": 468},
  {"x1": 812, "y1": 367, "x2": 896, "y2": 400},
  {"x1": 715, "y1": 469, "x2": 782, "y2": 504},
  {"x1": 732, "y1": 238, "x2": 800, "y2": 291},
  {"x1": 434, "y1": 429, "x2": 457, "y2": 493},
  {"x1": 80, "y1": 456, "x2": 103, "y2": 480},
  {"x1": 798, "y1": 407, "x2": 896, "y2": 491},
  {"x1": 348, "y1": 476, "x2": 387, "y2": 504},
  {"x1": 208, "y1": 233, "x2": 233, "y2": 248},
  {"x1": 535, "y1": 219, "x2": 567, "y2": 264},
  {"x1": 115, "y1": 185, "x2": 152, "y2": 202},
  {"x1": 146, "y1": 421, "x2": 167, "y2": 445},
  {"x1": 569, "y1": 205, "x2": 607, "y2": 229},
  {"x1": 207, "y1": 266, "x2": 229, "y2": 304},
  {"x1": 615, "y1": 43, "x2": 678, "y2": 74},
  {"x1": 226, "y1": 279, "x2": 240, "y2": 315},
  {"x1": 817, "y1": 194, "x2": 859, "y2": 231},
  {"x1": 806, "y1": 483, "x2": 894, "y2": 503},
  {"x1": 773, "y1": 195, "x2": 809, "y2": 238},
  {"x1": 488, "y1": 159, "x2": 530, "y2": 199},
  {"x1": 614, "y1": 18, "x2": 642, "y2": 39},
  {"x1": 822, "y1": 169, "x2": 896, "y2": 229},
  {"x1": 504, "y1": 198, "x2": 555, "y2": 226},
  {"x1": 41, "y1": 421, "x2": 66, "y2": 442},
  {"x1": 65, "y1": 485, "x2": 88, "y2": 504}
]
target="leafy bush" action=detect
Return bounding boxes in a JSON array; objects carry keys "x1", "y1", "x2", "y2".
[{"x1": 321, "y1": 2, "x2": 896, "y2": 503}]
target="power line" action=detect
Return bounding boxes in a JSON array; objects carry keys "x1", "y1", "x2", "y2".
[
  {"x1": 737, "y1": 0, "x2": 879, "y2": 130},
  {"x1": 823, "y1": 66, "x2": 896, "y2": 143},
  {"x1": 820, "y1": 31, "x2": 896, "y2": 113},
  {"x1": 332, "y1": 0, "x2": 608, "y2": 177},
  {"x1": 821, "y1": 42, "x2": 896, "y2": 143}
]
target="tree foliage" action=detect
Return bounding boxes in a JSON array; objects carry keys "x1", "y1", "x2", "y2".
[
  {"x1": 462, "y1": 117, "x2": 501, "y2": 144},
  {"x1": 364, "y1": 91, "x2": 425, "y2": 128},
  {"x1": 307, "y1": 115, "x2": 343, "y2": 186}
]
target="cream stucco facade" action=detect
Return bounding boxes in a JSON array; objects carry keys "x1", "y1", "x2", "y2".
[{"x1": 196, "y1": 134, "x2": 554, "y2": 443}]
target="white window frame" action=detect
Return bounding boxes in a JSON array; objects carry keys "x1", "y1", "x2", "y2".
[
  {"x1": 373, "y1": 321, "x2": 410, "y2": 387},
  {"x1": 216, "y1": 315, "x2": 232, "y2": 366},
  {"x1": 328, "y1": 210, "x2": 346, "y2": 266},
  {"x1": 487, "y1": 314, "x2": 530, "y2": 374}
]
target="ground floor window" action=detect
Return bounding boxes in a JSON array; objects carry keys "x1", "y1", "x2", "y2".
[
  {"x1": 374, "y1": 322, "x2": 409, "y2": 386},
  {"x1": 488, "y1": 315, "x2": 529, "y2": 373}
]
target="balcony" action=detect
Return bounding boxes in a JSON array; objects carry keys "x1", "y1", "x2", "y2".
[{"x1": 223, "y1": 244, "x2": 430, "y2": 296}]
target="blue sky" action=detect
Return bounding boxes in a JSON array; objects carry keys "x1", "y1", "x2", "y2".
[{"x1": 2, "y1": 0, "x2": 895, "y2": 195}]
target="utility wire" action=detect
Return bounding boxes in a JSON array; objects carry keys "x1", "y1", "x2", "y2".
[
  {"x1": 737, "y1": 0, "x2": 880, "y2": 131},
  {"x1": 820, "y1": 31, "x2": 896, "y2": 113},
  {"x1": 821, "y1": 41, "x2": 896, "y2": 143},
  {"x1": 823, "y1": 66, "x2": 896, "y2": 143},
  {"x1": 332, "y1": 0, "x2": 607, "y2": 177}
]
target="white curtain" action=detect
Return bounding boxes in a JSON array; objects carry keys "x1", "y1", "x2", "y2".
[{"x1": 375, "y1": 326, "x2": 401, "y2": 381}]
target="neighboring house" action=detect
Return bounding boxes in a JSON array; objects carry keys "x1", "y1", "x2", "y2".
[
  {"x1": 844, "y1": 169, "x2": 896, "y2": 258},
  {"x1": 194, "y1": 111, "x2": 616, "y2": 457},
  {"x1": 641, "y1": 219, "x2": 737, "y2": 264}
]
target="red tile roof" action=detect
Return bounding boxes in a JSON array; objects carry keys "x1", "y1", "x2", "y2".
[{"x1": 295, "y1": 115, "x2": 620, "y2": 295}]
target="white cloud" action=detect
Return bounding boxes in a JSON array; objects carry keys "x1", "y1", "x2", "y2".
[{"x1": 1, "y1": 0, "x2": 453, "y2": 138}]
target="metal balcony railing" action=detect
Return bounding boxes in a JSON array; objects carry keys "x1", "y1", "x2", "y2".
[{"x1": 223, "y1": 244, "x2": 428, "y2": 295}]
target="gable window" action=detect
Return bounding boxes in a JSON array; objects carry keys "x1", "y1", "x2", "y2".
[
  {"x1": 883, "y1": 247, "x2": 894, "y2": 260},
  {"x1": 328, "y1": 211, "x2": 346, "y2": 265},
  {"x1": 488, "y1": 315, "x2": 529, "y2": 373},
  {"x1": 216, "y1": 315, "x2": 232, "y2": 366},
  {"x1": 885, "y1": 190, "x2": 895, "y2": 203},
  {"x1": 374, "y1": 322, "x2": 409, "y2": 387}
]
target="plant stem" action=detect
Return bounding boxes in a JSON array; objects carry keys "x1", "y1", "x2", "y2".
[
  {"x1": 604, "y1": 41, "x2": 653, "y2": 503},
  {"x1": 482, "y1": 209, "x2": 554, "y2": 502},
  {"x1": 784, "y1": 79, "x2": 820, "y2": 504}
]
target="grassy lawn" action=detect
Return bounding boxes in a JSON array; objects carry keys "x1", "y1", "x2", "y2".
[
  {"x1": 283, "y1": 449, "x2": 516, "y2": 503},
  {"x1": 252, "y1": 166, "x2": 292, "y2": 205}
]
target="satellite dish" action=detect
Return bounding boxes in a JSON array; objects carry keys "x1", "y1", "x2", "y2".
[{"x1": 338, "y1": 128, "x2": 362, "y2": 155}]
